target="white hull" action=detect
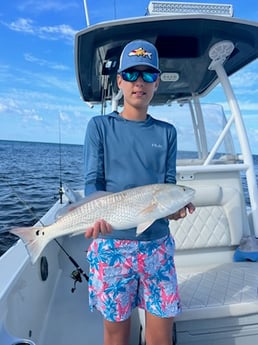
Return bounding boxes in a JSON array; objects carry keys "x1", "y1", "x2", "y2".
[{"x1": 0, "y1": 220, "x2": 141, "y2": 344}]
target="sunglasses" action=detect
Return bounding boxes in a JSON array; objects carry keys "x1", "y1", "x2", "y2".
[{"x1": 120, "y1": 69, "x2": 159, "y2": 83}]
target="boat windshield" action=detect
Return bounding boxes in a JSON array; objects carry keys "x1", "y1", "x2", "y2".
[{"x1": 150, "y1": 101, "x2": 237, "y2": 165}]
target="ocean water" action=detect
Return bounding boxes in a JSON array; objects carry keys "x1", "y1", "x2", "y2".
[
  {"x1": 0, "y1": 140, "x2": 258, "y2": 257},
  {"x1": 0, "y1": 140, "x2": 84, "y2": 256}
]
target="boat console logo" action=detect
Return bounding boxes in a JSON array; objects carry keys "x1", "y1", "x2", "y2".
[{"x1": 128, "y1": 47, "x2": 152, "y2": 59}]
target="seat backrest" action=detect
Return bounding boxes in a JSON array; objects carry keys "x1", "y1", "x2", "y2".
[{"x1": 171, "y1": 183, "x2": 250, "y2": 250}]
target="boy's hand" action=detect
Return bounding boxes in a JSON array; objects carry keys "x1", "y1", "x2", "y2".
[
  {"x1": 85, "y1": 219, "x2": 112, "y2": 239},
  {"x1": 167, "y1": 202, "x2": 195, "y2": 221}
]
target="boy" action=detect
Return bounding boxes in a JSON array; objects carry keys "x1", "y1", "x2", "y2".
[{"x1": 84, "y1": 40, "x2": 195, "y2": 345}]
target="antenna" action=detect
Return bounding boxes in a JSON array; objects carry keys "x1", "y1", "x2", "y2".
[
  {"x1": 113, "y1": 0, "x2": 117, "y2": 19},
  {"x1": 83, "y1": 0, "x2": 90, "y2": 27}
]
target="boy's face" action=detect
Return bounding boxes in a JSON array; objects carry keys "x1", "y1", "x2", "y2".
[{"x1": 117, "y1": 65, "x2": 160, "y2": 110}]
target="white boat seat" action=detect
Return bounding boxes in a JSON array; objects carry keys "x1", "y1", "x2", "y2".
[
  {"x1": 138, "y1": 183, "x2": 257, "y2": 343},
  {"x1": 138, "y1": 261, "x2": 258, "y2": 344},
  {"x1": 171, "y1": 183, "x2": 257, "y2": 319},
  {"x1": 172, "y1": 184, "x2": 249, "y2": 249},
  {"x1": 171, "y1": 183, "x2": 257, "y2": 320},
  {"x1": 176, "y1": 262, "x2": 258, "y2": 321}
]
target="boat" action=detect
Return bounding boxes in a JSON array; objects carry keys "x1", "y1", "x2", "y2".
[{"x1": 1, "y1": 1, "x2": 258, "y2": 344}]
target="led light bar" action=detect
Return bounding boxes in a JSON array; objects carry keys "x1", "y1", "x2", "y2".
[{"x1": 147, "y1": 1, "x2": 233, "y2": 17}]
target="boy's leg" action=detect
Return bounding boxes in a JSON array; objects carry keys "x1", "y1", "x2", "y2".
[
  {"x1": 145, "y1": 312, "x2": 174, "y2": 345},
  {"x1": 138, "y1": 235, "x2": 179, "y2": 345},
  {"x1": 104, "y1": 318, "x2": 131, "y2": 345}
]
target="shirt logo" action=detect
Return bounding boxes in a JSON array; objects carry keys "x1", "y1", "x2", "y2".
[{"x1": 152, "y1": 143, "x2": 163, "y2": 149}]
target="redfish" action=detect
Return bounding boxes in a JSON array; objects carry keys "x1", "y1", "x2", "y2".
[{"x1": 10, "y1": 183, "x2": 195, "y2": 264}]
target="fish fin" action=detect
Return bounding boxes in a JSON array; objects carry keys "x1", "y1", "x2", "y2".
[
  {"x1": 138, "y1": 202, "x2": 158, "y2": 216},
  {"x1": 55, "y1": 203, "x2": 80, "y2": 219},
  {"x1": 62, "y1": 183, "x2": 82, "y2": 203},
  {"x1": 55, "y1": 191, "x2": 113, "y2": 219},
  {"x1": 84, "y1": 191, "x2": 113, "y2": 201},
  {"x1": 136, "y1": 220, "x2": 156, "y2": 236},
  {"x1": 10, "y1": 226, "x2": 50, "y2": 264},
  {"x1": 55, "y1": 199, "x2": 89, "y2": 219}
]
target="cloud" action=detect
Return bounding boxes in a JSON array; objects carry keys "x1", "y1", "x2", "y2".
[
  {"x1": 0, "y1": 103, "x2": 8, "y2": 112},
  {"x1": 231, "y1": 71, "x2": 258, "y2": 89},
  {"x1": 59, "y1": 111, "x2": 71, "y2": 123},
  {"x1": 0, "y1": 97, "x2": 21, "y2": 115},
  {"x1": 38, "y1": 23, "x2": 77, "y2": 41},
  {"x1": 230, "y1": 61, "x2": 258, "y2": 92},
  {"x1": 2, "y1": 17, "x2": 77, "y2": 43},
  {"x1": 8, "y1": 18, "x2": 35, "y2": 33},
  {"x1": 0, "y1": 84, "x2": 89, "y2": 125},
  {"x1": 24, "y1": 53, "x2": 69, "y2": 71},
  {"x1": 22, "y1": 112, "x2": 43, "y2": 122}
]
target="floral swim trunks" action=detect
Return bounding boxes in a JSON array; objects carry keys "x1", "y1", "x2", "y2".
[{"x1": 86, "y1": 234, "x2": 181, "y2": 322}]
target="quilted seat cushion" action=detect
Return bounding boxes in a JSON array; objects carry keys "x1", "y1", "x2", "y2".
[
  {"x1": 170, "y1": 185, "x2": 246, "y2": 249},
  {"x1": 172, "y1": 206, "x2": 230, "y2": 249}
]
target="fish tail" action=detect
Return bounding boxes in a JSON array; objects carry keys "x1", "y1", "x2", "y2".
[{"x1": 10, "y1": 226, "x2": 50, "y2": 264}]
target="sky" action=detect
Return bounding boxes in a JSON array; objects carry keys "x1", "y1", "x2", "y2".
[{"x1": 0, "y1": 0, "x2": 258, "y2": 153}]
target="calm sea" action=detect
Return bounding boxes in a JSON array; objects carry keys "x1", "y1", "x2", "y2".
[
  {"x1": 0, "y1": 140, "x2": 84, "y2": 256},
  {"x1": 0, "y1": 140, "x2": 258, "y2": 256}
]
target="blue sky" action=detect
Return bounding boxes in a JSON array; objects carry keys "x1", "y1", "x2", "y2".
[{"x1": 0, "y1": 0, "x2": 258, "y2": 153}]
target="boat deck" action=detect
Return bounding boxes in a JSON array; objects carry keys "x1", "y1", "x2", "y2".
[
  {"x1": 178, "y1": 262, "x2": 258, "y2": 320},
  {"x1": 41, "y1": 237, "x2": 258, "y2": 345},
  {"x1": 1, "y1": 230, "x2": 258, "y2": 345}
]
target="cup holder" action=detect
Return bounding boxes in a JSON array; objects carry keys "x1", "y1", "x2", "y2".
[{"x1": 12, "y1": 340, "x2": 36, "y2": 345}]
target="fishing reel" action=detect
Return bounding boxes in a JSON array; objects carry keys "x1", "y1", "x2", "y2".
[
  {"x1": 54, "y1": 238, "x2": 89, "y2": 294},
  {"x1": 70, "y1": 269, "x2": 83, "y2": 293},
  {"x1": 70, "y1": 263, "x2": 89, "y2": 293}
]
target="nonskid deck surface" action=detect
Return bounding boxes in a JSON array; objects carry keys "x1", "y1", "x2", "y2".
[
  {"x1": 177, "y1": 262, "x2": 258, "y2": 321},
  {"x1": 41, "y1": 236, "x2": 258, "y2": 345}
]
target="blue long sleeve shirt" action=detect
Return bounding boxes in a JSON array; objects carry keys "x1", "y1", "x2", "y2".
[{"x1": 84, "y1": 111, "x2": 177, "y2": 240}]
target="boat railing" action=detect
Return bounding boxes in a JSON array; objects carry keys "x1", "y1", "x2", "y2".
[
  {"x1": 177, "y1": 162, "x2": 249, "y2": 176},
  {"x1": 208, "y1": 42, "x2": 258, "y2": 237}
]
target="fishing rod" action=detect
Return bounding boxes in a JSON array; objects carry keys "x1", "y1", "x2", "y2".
[
  {"x1": 54, "y1": 239, "x2": 89, "y2": 292},
  {"x1": 58, "y1": 112, "x2": 64, "y2": 204},
  {"x1": 57, "y1": 112, "x2": 89, "y2": 289}
]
